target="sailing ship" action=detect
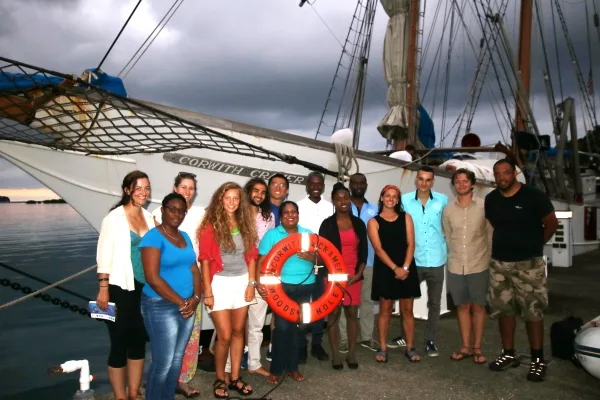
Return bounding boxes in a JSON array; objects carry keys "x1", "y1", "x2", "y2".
[{"x1": 1, "y1": 0, "x2": 599, "y2": 259}]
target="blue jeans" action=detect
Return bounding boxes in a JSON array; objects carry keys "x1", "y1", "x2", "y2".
[
  {"x1": 141, "y1": 294, "x2": 194, "y2": 400},
  {"x1": 270, "y1": 283, "x2": 314, "y2": 375}
]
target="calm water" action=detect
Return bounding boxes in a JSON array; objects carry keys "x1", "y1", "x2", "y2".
[{"x1": 0, "y1": 204, "x2": 113, "y2": 399}]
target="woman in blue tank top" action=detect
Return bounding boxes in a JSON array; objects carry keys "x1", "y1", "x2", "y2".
[{"x1": 139, "y1": 193, "x2": 202, "y2": 400}]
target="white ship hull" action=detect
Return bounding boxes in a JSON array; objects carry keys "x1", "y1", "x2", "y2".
[{"x1": 2, "y1": 101, "x2": 598, "y2": 324}]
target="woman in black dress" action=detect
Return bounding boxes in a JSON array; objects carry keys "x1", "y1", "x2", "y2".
[{"x1": 367, "y1": 184, "x2": 421, "y2": 363}]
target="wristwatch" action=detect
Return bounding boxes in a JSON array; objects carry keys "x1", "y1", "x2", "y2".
[
  {"x1": 402, "y1": 266, "x2": 410, "y2": 272},
  {"x1": 248, "y1": 281, "x2": 257, "y2": 287}
]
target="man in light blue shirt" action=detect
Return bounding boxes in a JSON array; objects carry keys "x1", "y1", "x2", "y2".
[
  {"x1": 338, "y1": 173, "x2": 380, "y2": 352},
  {"x1": 401, "y1": 165, "x2": 448, "y2": 357}
]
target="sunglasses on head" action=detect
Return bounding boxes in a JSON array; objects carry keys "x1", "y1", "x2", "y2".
[{"x1": 178, "y1": 171, "x2": 196, "y2": 178}]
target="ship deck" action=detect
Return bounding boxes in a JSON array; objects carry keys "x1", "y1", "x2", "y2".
[{"x1": 94, "y1": 251, "x2": 600, "y2": 400}]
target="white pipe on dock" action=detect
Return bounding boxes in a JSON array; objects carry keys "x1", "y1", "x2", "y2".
[{"x1": 57, "y1": 360, "x2": 94, "y2": 391}]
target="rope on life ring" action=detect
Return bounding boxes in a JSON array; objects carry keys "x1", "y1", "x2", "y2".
[{"x1": 259, "y1": 233, "x2": 348, "y2": 324}]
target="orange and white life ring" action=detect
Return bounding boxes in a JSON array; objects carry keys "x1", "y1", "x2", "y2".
[{"x1": 259, "y1": 233, "x2": 348, "y2": 324}]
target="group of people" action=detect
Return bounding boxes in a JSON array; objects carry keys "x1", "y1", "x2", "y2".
[{"x1": 95, "y1": 157, "x2": 558, "y2": 400}]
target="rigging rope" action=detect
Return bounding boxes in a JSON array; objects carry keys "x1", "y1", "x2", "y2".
[
  {"x1": 97, "y1": 0, "x2": 142, "y2": 71},
  {"x1": 333, "y1": 142, "x2": 359, "y2": 181},
  {"x1": 472, "y1": 1, "x2": 516, "y2": 133},
  {"x1": 585, "y1": 0, "x2": 597, "y2": 122},
  {"x1": 550, "y1": 0, "x2": 565, "y2": 104},
  {"x1": 553, "y1": 0, "x2": 598, "y2": 130},
  {"x1": 118, "y1": 0, "x2": 182, "y2": 78},
  {"x1": 120, "y1": 0, "x2": 186, "y2": 80}
]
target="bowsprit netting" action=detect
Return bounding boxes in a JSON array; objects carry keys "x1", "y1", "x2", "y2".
[{"x1": 0, "y1": 57, "x2": 336, "y2": 177}]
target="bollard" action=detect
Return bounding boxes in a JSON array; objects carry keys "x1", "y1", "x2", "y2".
[{"x1": 48, "y1": 359, "x2": 96, "y2": 399}]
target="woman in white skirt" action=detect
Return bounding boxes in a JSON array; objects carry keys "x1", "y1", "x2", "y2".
[{"x1": 198, "y1": 182, "x2": 258, "y2": 399}]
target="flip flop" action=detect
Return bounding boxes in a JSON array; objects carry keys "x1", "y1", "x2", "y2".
[
  {"x1": 176, "y1": 383, "x2": 200, "y2": 398},
  {"x1": 450, "y1": 347, "x2": 473, "y2": 361},
  {"x1": 375, "y1": 349, "x2": 388, "y2": 363},
  {"x1": 473, "y1": 348, "x2": 487, "y2": 364}
]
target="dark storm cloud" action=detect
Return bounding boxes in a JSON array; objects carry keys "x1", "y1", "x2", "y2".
[{"x1": 0, "y1": 0, "x2": 597, "y2": 188}]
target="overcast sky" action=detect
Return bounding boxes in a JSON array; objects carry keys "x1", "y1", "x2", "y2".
[{"x1": 0, "y1": 0, "x2": 598, "y2": 194}]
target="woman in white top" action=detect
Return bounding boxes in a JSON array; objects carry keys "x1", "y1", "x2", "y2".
[
  {"x1": 152, "y1": 172, "x2": 205, "y2": 398},
  {"x1": 96, "y1": 170, "x2": 155, "y2": 400}
]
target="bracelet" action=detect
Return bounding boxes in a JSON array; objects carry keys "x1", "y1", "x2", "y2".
[
  {"x1": 193, "y1": 294, "x2": 201, "y2": 301},
  {"x1": 204, "y1": 295, "x2": 214, "y2": 298},
  {"x1": 98, "y1": 278, "x2": 109, "y2": 282},
  {"x1": 392, "y1": 265, "x2": 398, "y2": 271},
  {"x1": 99, "y1": 285, "x2": 109, "y2": 288}
]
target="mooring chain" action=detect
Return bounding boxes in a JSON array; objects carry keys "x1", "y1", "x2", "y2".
[
  {"x1": 0, "y1": 264, "x2": 97, "y2": 310},
  {"x1": 0, "y1": 277, "x2": 96, "y2": 319}
]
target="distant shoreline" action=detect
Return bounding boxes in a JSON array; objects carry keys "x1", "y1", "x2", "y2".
[{"x1": 0, "y1": 199, "x2": 66, "y2": 204}]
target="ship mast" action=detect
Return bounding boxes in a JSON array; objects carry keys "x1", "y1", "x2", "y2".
[
  {"x1": 514, "y1": 0, "x2": 533, "y2": 150},
  {"x1": 395, "y1": 0, "x2": 422, "y2": 150}
]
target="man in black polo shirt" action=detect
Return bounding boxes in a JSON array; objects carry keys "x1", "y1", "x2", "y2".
[{"x1": 485, "y1": 159, "x2": 558, "y2": 382}]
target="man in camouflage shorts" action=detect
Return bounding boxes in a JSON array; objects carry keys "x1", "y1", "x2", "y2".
[
  {"x1": 488, "y1": 257, "x2": 548, "y2": 322},
  {"x1": 485, "y1": 159, "x2": 557, "y2": 382}
]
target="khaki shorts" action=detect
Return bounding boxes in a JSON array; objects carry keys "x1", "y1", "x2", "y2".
[{"x1": 488, "y1": 257, "x2": 548, "y2": 322}]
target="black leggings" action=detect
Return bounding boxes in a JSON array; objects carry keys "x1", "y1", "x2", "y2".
[{"x1": 106, "y1": 280, "x2": 147, "y2": 368}]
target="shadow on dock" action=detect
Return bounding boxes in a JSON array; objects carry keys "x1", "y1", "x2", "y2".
[{"x1": 97, "y1": 250, "x2": 600, "y2": 400}]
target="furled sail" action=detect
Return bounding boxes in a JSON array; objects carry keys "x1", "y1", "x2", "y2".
[{"x1": 377, "y1": 0, "x2": 413, "y2": 144}]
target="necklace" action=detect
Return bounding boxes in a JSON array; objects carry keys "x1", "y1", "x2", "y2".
[
  {"x1": 231, "y1": 226, "x2": 240, "y2": 235},
  {"x1": 160, "y1": 224, "x2": 180, "y2": 241}
]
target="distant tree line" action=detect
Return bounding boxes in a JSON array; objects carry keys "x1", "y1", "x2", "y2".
[
  {"x1": 25, "y1": 199, "x2": 66, "y2": 204},
  {"x1": 0, "y1": 196, "x2": 9, "y2": 203}
]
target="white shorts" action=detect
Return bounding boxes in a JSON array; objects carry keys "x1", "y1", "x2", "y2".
[{"x1": 209, "y1": 273, "x2": 255, "y2": 313}]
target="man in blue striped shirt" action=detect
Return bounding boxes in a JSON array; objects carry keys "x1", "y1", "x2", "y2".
[{"x1": 401, "y1": 165, "x2": 448, "y2": 357}]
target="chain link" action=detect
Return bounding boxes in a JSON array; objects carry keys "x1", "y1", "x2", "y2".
[{"x1": 0, "y1": 277, "x2": 97, "y2": 319}]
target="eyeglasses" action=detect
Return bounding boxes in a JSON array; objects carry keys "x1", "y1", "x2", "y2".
[
  {"x1": 178, "y1": 171, "x2": 196, "y2": 178},
  {"x1": 164, "y1": 205, "x2": 187, "y2": 216}
]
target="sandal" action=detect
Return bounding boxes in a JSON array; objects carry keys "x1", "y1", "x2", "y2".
[
  {"x1": 213, "y1": 379, "x2": 229, "y2": 399},
  {"x1": 228, "y1": 376, "x2": 253, "y2": 396},
  {"x1": 473, "y1": 348, "x2": 487, "y2": 364},
  {"x1": 286, "y1": 371, "x2": 306, "y2": 382},
  {"x1": 176, "y1": 382, "x2": 200, "y2": 398},
  {"x1": 450, "y1": 346, "x2": 472, "y2": 361},
  {"x1": 375, "y1": 349, "x2": 388, "y2": 363},
  {"x1": 405, "y1": 348, "x2": 421, "y2": 362}
]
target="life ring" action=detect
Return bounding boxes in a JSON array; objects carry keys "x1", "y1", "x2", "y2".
[{"x1": 259, "y1": 233, "x2": 348, "y2": 324}]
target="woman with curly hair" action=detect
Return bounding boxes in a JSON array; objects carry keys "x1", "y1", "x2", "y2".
[{"x1": 198, "y1": 182, "x2": 258, "y2": 399}]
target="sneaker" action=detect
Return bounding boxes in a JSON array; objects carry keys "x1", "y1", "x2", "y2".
[
  {"x1": 266, "y1": 343, "x2": 272, "y2": 362},
  {"x1": 425, "y1": 341, "x2": 439, "y2": 357},
  {"x1": 339, "y1": 342, "x2": 349, "y2": 353},
  {"x1": 311, "y1": 345, "x2": 330, "y2": 361},
  {"x1": 489, "y1": 351, "x2": 520, "y2": 371},
  {"x1": 526, "y1": 358, "x2": 547, "y2": 382},
  {"x1": 386, "y1": 336, "x2": 406, "y2": 349},
  {"x1": 360, "y1": 340, "x2": 379, "y2": 352},
  {"x1": 241, "y1": 349, "x2": 248, "y2": 369}
]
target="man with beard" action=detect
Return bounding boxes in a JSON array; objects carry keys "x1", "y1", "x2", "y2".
[
  {"x1": 296, "y1": 171, "x2": 334, "y2": 362},
  {"x1": 443, "y1": 168, "x2": 492, "y2": 365},
  {"x1": 485, "y1": 159, "x2": 557, "y2": 382},
  {"x1": 337, "y1": 173, "x2": 381, "y2": 353},
  {"x1": 225, "y1": 178, "x2": 275, "y2": 379}
]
